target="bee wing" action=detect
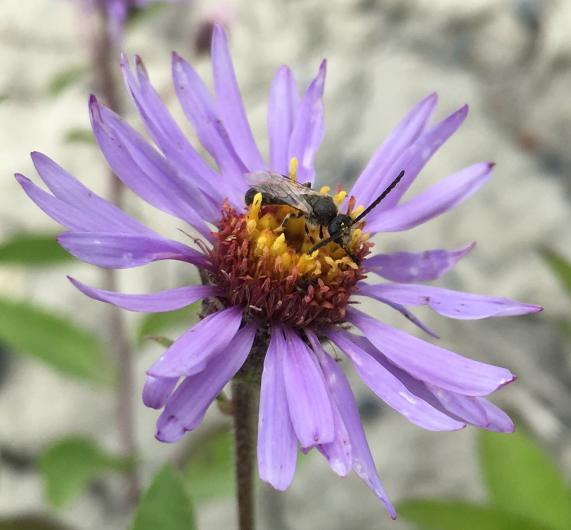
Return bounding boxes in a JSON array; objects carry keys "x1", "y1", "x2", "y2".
[{"x1": 245, "y1": 171, "x2": 314, "y2": 215}]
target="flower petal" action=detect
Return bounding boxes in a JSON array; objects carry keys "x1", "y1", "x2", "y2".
[
  {"x1": 308, "y1": 331, "x2": 396, "y2": 518},
  {"x1": 68, "y1": 277, "x2": 218, "y2": 312},
  {"x1": 148, "y1": 306, "x2": 243, "y2": 377},
  {"x1": 121, "y1": 54, "x2": 223, "y2": 213},
  {"x1": 375, "y1": 104, "x2": 470, "y2": 213},
  {"x1": 211, "y1": 25, "x2": 264, "y2": 171},
  {"x1": 358, "y1": 282, "x2": 543, "y2": 320},
  {"x1": 474, "y1": 397, "x2": 514, "y2": 433},
  {"x1": 365, "y1": 242, "x2": 475, "y2": 282},
  {"x1": 143, "y1": 375, "x2": 178, "y2": 409},
  {"x1": 257, "y1": 325, "x2": 298, "y2": 490},
  {"x1": 282, "y1": 326, "x2": 334, "y2": 447},
  {"x1": 89, "y1": 96, "x2": 213, "y2": 238},
  {"x1": 171, "y1": 52, "x2": 248, "y2": 194},
  {"x1": 31, "y1": 152, "x2": 155, "y2": 236},
  {"x1": 326, "y1": 329, "x2": 464, "y2": 431},
  {"x1": 156, "y1": 323, "x2": 257, "y2": 442},
  {"x1": 268, "y1": 65, "x2": 299, "y2": 174},
  {"x1": 349, "y1": 92, "x2": 438, "y2": 208},
  {"x1": 58, "y1": 232, "x2": 208, "y2": 270},
  {"x1": 317, "y1": 401, "x2": 352, "y2": 477},
  {"x1": 287, "y1": 60, "x2": 326, "y2": 185},
  {"x1": 366, "y1": 162, "x2": 492, "y2": 234},
  {"x1": 348, "y1": 308, "x2": 515, "y2": 396}
]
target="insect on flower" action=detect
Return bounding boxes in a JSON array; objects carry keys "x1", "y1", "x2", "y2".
[{"x1": 245, "y1": 166, "x2": 405, "y2": 264}]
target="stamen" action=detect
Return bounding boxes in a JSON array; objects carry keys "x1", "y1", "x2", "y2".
[
  {"x1": 351, "y1": 205, "x2": 365, "y2": 218},
  {"x1": 320, "y1": 185, "x2": 331, "y2": 195},
  {"x1": 334, "y1": 190, "x2": 347, "y2": 205},
  {"x1": 288, "y1": 157, "x2": 299, "y2": 181}
]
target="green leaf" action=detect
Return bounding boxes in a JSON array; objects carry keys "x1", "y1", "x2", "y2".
[
  {"x1": 136, "y1": 302, "x2": 200, "y2": 346},
  {"x1": 0, "y1": 94, "x2": 8, "y2": 104},
  {"x1": 0, "y1": 517, "x2": 75, "y2": 530},
  {"x1": 0, "y1": 233, "x2": 71, "y2": 266},
  {"x1": 131, "y1": 466, "x2": 196, "y2": 530},
  {"x1": 479, "y1": 429, "x2": 571, "y2": 530},
  {"x1": 398, "y1": 500, "x2": 553, "y2": 530},
  {"x1": 40, "y1": 437, "x2": 127, "y2": 508},
  {"x1": 0, "y1": 298, "x2": 113, "y2": 384},
  {"x1": 540, "y1": 248, "x2": 571, "y2": 299},
  {"x1": 63, "y1": 128, "x2": 95, "y2": 145},
  {"x1": 182, "y1": 427, "x2": 234, "y2": 501},
  {"x1": 48, "y1": 65, "x2": 87, "y2": 96}
]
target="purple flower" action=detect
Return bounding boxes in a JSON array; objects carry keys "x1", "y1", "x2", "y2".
[{"x1": 17, "y1": 26, "x2": 541, "y2": 517}]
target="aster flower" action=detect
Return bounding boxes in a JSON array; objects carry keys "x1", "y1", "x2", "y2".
[{"x1": 17, "y1": 26, "x2": 541, "y2": 517}]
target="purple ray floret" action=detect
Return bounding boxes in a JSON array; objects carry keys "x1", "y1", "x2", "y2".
[{"x1": 17, "y1": 24, "x2": 542, "y2": 518}]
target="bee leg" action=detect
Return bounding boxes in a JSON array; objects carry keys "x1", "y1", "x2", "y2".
[
  {"x1": 304, "y1": 223, "x2": 315, "y2": 244},
  {"x1": 342, "y1": 244, "x2": 360, "y2": 265},
  {"x1": 319, "y1": 225, "x2": 324, "y2": 239},
  {"x1": 276, "y1": 211, "x2": 304, "y2": 233}
]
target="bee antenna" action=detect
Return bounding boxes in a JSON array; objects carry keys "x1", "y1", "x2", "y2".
[{"x1": 351, "y1": 170, "x2": 405, "y2": 225}]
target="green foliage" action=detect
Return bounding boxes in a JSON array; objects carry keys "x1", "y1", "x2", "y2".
[
  {"x1": 540, "y1": 248, "x2": 571, "y2": 299},
  {"x1": 398, "y1": 501, "x2": 552, "y2": 530},
  {"x1": 479, "y1": 430, "x2": 571, "y2": 530},
  {"x1": 136, "y1": 302, "x2": 200, "y2": 346},
  {"x1": 182, "y1": 427, "x2": 234, "y2": 501},
  {"x1": 398, "y1": 429, "x2": 571, "y2": 530},
  {"x1": 0, "y1": 298, "x2": 113, "y2": 384},
  {"x1": 63, "y1": 128, "x2": 95, "y2": 145},
  {"x1": 0, "y1": 517, "x2": 75, "y2": 530},
  {"x1": 48, "y1": 65, "x2": 87, "y2": 97},
  {"x1": 0, "y1": 233, "x2": 70, "y2": 266},
  {"x1": 39, "y1": 437, "x2": 128, "y2": 508},
  {"x1": 131, "y1": 466, "x2": 196, "y2": 530}
]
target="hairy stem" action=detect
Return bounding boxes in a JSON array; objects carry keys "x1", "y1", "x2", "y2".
[
  {"x1": 232, "y1": 378, "x2": 258, "y2": 530},
  {"x1": 92, "y1": 6, "x2": 139, "y2": 505}
]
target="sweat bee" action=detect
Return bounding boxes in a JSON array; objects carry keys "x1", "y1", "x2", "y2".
[{"x1": 245, "y1": 169, "x2": 405, "y2": 264}]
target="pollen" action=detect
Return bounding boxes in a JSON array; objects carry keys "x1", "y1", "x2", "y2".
[{"x1": 210, "y1": 186, "x2": 373, "y2": 328}]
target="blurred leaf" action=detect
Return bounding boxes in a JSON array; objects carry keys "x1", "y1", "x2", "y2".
[
  {"x1": 0, "y1": 233, "x2": 70, "y2": 266},
  {"x1": 48, "y1": 65, "x2": 87, "y2": 97},
  {"x1": 131, "y1": 466, "x2": 196, "y2": 530},
  {"x1": 398, "y1": 500, "x2": 553, "y2": 530},
  {"x1": 40, "y1": 437, "x2": 127, "y2": 508},
  {"x1": 146, "y1": 336, "x2": 174, "y2": 348},
  {"x1": 479, "y1": 429, "x2": 571, "y2": 530},
  {"x1": 128, "y1": 3, "x2": 170, "y2": 25},
  {"x1": 0, "y1": 298, "x2": 113, "y2": 384},
  {"x1": 182, "y1": 427, "x2": 234, "y2": 501},
  {"x1": 0, "y1": 95, "x2": 8, "y2": 104},
  {"x1": 0, "y1": 516, "x2": 75, "y2": 530},
  {"x1": 63, "y1": 128, "x2": 95, "y2": 145},
  {"x1": 540, "y1": 248, "x2": 571, "y2": 299},
  {"x1": 136, "y1": 302, "x2": 199, "y2": 345}
]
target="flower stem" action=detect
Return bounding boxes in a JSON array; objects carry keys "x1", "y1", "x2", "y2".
[
  {"x1": 232, "y1": 378, "x2": 258, "y2": 530},
  {"x1": 92, "y1": 6, "x2": 139, "y2": 506}
]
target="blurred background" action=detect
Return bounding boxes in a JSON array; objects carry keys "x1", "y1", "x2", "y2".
[{"x1": 1, "y1": 0, "x2": 571, "y2": 529}]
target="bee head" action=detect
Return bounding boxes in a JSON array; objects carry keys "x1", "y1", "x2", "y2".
[{"x1": 327, "y1": 214, "x2": 353, "y2": 241}]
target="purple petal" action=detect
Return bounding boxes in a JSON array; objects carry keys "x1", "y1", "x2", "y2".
[
  {"x1": 326, "y1": 329, "x2": 464, "y2": 431},
  {"x1": 282, "y1": 326, "x2": 334, "y2": 447},
  {"x1": 171, "y1": 52, "x2": 248, "y2": 195},
  {"x1": 31, "y1": 152, "x2": 155, "y2": 236},
  {"x1": 366, "y1": 162, "x2": 492, "y2": 234},
  {"x1": 148, "y1": 306, "x2": 243, "y2": 377},
  {"x1": 375, "y1": 104, "x2": 470, "y2": 213},
  {"x1": 156, "y1": 323, "x2": 257, "y2": 442},
  {"x1": 365, "y1": 242, "x2": 475, "y2": 283},
  {"x1": 307, "y1": 330, "x2": 396, "y2": 518},
  {"x1": 358, "y1": 282, "x2": 543, "y2": 320},
  {"x1": 68, "y1": 277, "x2": 217, "y2": 312},
  {"x1": 350, "y1": 92, "x2": 438, "y2": 208},
  {"x1": 89, "y1": 96, "x2": 213, "y2": 238},
  {"x1": 287, "y1": 60, "x2": 326, "y2": 185},
  {"x1": 348, "y1": 308, "x2": 515, "y2": 396},
  {"x1": 257, "y1": 325, "x2": 298, "y2": 490},
  {"x1": 474, "y1": 397, "x2": 514, "y2": 432},
  {"x1": 317, "y1": 401, "x2": 352, "y2": 477},
  {"x1": 121, "y1": 55, "x2": 224, "y2": 213},
  {"x1": 211, "y1": 25, "x2": 264, "y2": 171},
  {"x1": 268, "y1": 65, "x2": 299, "y2": 174},
  {"x1": 143, "y1": 375, "x2": 178, "y2": 409},
  {"x1": 57, "y1": 232, "x2": 208, "y2": 270}
]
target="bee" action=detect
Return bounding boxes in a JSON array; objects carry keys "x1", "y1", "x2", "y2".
[{"x1": 245, "y1": 169, "x2": 405, "y2": 264}]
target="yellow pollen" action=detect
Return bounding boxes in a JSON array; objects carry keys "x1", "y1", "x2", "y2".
[
  {"x1": 288, "y1": 157, "x2": 299, "y2": 182},
  {"x1": 334, "y1": 190, "x2": 347, "y2": 205},
  {"x1": 319, "y1": 185, "x2": 331, "y2": 195},
  {"x1": 351, "y1": 205, "x2": 365, "y2": 218}
]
